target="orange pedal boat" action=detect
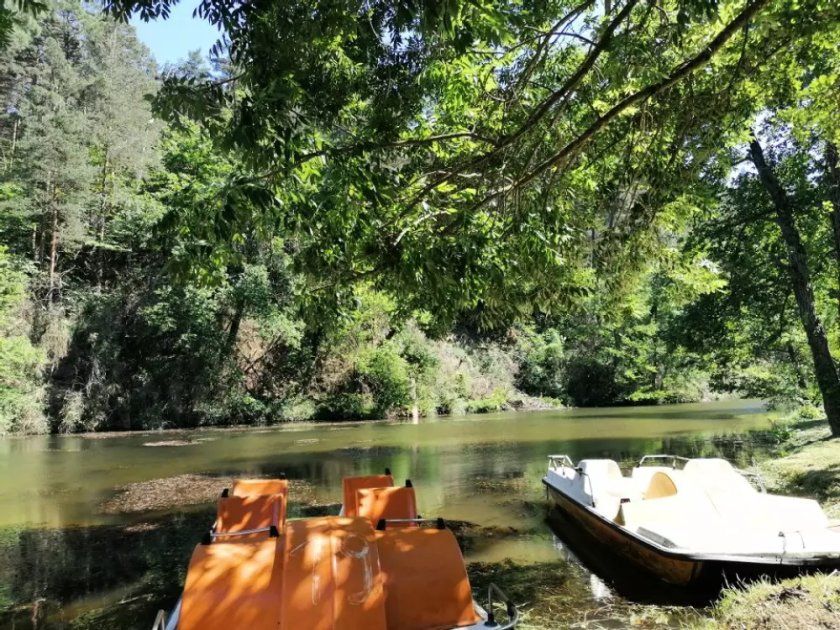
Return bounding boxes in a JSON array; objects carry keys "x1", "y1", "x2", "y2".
[{"x1": 151, "y1": 469, "x2": 519, "y2": 630}]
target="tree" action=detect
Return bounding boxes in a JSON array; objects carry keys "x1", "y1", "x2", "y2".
[
  {"x1": 99, "y1": 0, "x2": 807, "y2": 327},
  {"x1": 748, "y1": 136, "x2": 840, "y2": 434}
]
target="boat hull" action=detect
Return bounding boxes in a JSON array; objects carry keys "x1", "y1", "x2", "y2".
[
  {"x1": 544, "y1": 481, "x2": 705, "y2": 585},
  {"x1": 545, "y1": 478, "x2": 840, "y2": 587}
]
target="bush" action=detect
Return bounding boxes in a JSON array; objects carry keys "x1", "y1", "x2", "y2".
[
  {"x1": 466, "y1": 387, "x2": 509, "y2": 413},
  {"x1": 357, "y1": 344, "x2": 412, "y2": 417},
  {"x1": 516, "y1": 329, "x2": 565, "y2": 398},
  {"x1": 315, "y1": 393, "x2": 375, "y2": 420},
  {"x1": 795, "y1": 404, "x2": 822, "y2": 420},
  {"x1": 564, "y1": 358, "x2": 622, "y2": 407}
]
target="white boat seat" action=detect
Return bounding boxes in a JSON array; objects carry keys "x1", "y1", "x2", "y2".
[
  {"x1": 578, "y1": 460, "x2": 646, "y2": 519},
  {"x1": 709, "y1": 492, "x2": 828, "y2": 531},
  {"x1": 619, "y1": 471, "x2": 720, "y2": 531}
]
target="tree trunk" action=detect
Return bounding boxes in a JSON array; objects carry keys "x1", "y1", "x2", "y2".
[
  {"x1": 97, "y1": 152, "x2": 109, "y2": 291},
  {"x1": 750, "y1": 138, "x2": 840, "y2": 436},
  {"x1": 826, "y1": 142, "x2": 840, "y2": 326},
  {"x1": 48, "y1": 186, "x2": 59, "y2": 307},
  {"x1": 9, "y1": 117, "x2": 18, "y2": 171},
  {"x1": 225, "y1": 300, "x2": 245, "y2": 353}
]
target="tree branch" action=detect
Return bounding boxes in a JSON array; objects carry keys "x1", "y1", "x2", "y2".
[
  {"x1": 404, "y1": 0, "x2": 639, "y2": 212},
  {"x1": 472, "y1": 0, "x2": 772, "y2": 211}
]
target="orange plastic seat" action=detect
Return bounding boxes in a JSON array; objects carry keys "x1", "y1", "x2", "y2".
[
  {"x1": 231, "y1": 478, "x2": 288, "y2": 498},
  {"x1": 376, "y1": 528, "x2": 480, "y2": 630},
  {"x1": 180, "y1": 537, "x2": 284, "y2": 630},
  {"x1": 342, "y1": 474, "x2": 394, "y2": 517},
  {"x1": 215, "y1": 494, "x2": 286, "y2": 539},
  {"x1": 357, "y1": 486, "x2": 418, "y2": 528},
  {"x1": 281, "y1": 517, "x2": 387, "y2": 630}
]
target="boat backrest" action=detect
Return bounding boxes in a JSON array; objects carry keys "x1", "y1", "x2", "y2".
[
  {"x1": 683, "y1": 459, "x2": 755, "y2": 495},
  {"x1": 684, "y1": 458, "x2": 734, "y2": 476},
  {"x1": 180, "y1": 537, "x2": 284, "y2": 630},
  {"x1": 376, "y1": 527, "x2": 481, "y2": 630},
  {"x1": 579, "y1": 459, "x2": 623, "y2": 482},
  {"x1": 357, "y1": 486, "x2": 418, "y2": 527},
  {"x1": 214, "y1": 494, "x2": 286, "y2": 538},
  {"x1": 281, "y1": 517, "x2": 387, "y2": 630},
  {"x1": 631, "y1": 466, "x2": 673, "y2": 490},
  {"x1": 342, "y1": 474, "x2": 394, "y2": 517},
  {"x1": 231, "y1": 478, "x2": 288, "y2": 498},
  {"x1": 577, "y1": 460, "x2": 627, "y2": 518},
  {"x1": 645, "y1": 471, "x2": 679, "y2": 500}
]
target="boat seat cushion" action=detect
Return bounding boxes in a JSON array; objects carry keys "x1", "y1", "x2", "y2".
[
  {"x1": 215, "y1": 494, "x2": 286, "y2": 539},
  {"x1": 357, "y1": 486, "x2": 418, "y2": 528},
  {"x1": 231, "y1": 478, "x2": 288, "y2": 498},
  {"x1": 342, "y1": 474, "x2": 394, "y2": 517}
]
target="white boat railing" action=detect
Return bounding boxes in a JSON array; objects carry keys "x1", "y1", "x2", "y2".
[
  {"x1": 547, "y1": 454, "x2": 575, "y2": 470},
  {"x1": 485, "y1": 582, "x2": 521, "y2": 629},
  {"x1": 546, "y1": 455, "x2": 595, "y2": 506},
  {"x1": 151, "y1": 610, "x2": 166, "y2": 630},
  {"x1": 636, "y1": 454, "x2": 690, "y2": 468}
]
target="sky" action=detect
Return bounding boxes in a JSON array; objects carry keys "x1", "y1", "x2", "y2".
[{"x1": 130, "y1": 2, "x2": 220, "y2": 66}]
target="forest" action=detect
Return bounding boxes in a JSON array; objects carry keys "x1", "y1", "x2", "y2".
[{"x1": 0, "y1": 0, "x2": 839, "y2": 435}]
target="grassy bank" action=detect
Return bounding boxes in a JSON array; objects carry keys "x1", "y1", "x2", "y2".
[
  {"x1": 760, "y1": 418, "x2": 840, "y2": 519},
  {"x1": 699, "y1": 414, "x2": 840, "y2": 629},
  {"x1": 696, "y1": 574, "x2": 840, "y2": 629}
]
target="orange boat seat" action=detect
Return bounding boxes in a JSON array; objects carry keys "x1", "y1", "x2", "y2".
[
  {"x1": 214, "y1": 494, "x2": 286, "y2": 540},
  {"x1": 376, "y1": 527, "x2": 480, "y2": 630},
  {"x1": 342, "y1": 474, "x2": 394, "y2": 517},
  {"x1": 281, "y1": 517, "x2": 387, "y2": 630},
  {"x1": 230, "y1": 478, "x2": 288, "y2": 498},
  {"x1": 180, "y1": 537, "x2": 284, "y2": 630},
  {"x1": 357, "y1": 486, "x2": 418, "y2": 528}
]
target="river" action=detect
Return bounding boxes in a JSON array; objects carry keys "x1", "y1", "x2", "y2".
[{"x1": 0, "y1": 400, "x2": 778, "y2": 629}]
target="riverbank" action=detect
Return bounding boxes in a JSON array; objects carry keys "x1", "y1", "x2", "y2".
[{"x1": 698, "y1": 416, "x2": 840, "y2": 629}]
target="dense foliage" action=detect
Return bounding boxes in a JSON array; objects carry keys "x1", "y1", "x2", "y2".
[{"x1": 0, "y1": 0, "x2": 839, "y2": 433}]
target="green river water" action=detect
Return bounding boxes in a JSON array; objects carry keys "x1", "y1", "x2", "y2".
[{"x1": 0, "y1": 400, "x2": 778, "y2": 629}]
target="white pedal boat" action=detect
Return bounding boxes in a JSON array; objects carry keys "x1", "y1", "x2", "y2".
[{"x1": 543, "y1": 454, "x2": 840, "y2": 585}]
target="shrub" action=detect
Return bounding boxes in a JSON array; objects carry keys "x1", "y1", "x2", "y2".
[
  {"x1": 357, "y1": 344, "x2": 412, "y2": 416},
  {"x1": 0, "y1": 248, "x2": 47, "y2": 435},
  {"x1": 795, "y1": 404, "x2": 821, "y2": 420},
  {"x1": 516, "y1": 329, "x2": 565, "y2": 398}
]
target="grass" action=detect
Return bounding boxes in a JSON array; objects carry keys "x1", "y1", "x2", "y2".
[
  {"x1": 760, "y1": 418, "x2": 840, "y2": 519},
  {"x1": 696, "y1": 573, "x2": 840, "y2": 629}
]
